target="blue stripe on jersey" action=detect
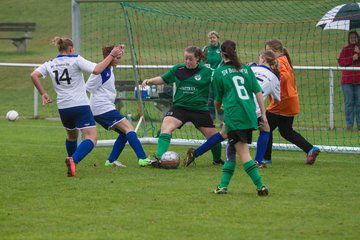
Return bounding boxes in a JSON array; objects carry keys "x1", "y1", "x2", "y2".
[
  {"x1": 100, "y1": 67, "x2": 112, "y2": 84},
  {"x1": 56, "y1": 54, "x2": 79, "y2": 58},
  {"x1": 253, "y1": 64, "x2": 280, "y2": 80},
  {"x1": 256, "y1": 64, "x2": 272, "y2": 72}
]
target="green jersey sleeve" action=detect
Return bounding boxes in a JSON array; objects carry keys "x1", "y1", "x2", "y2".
[
  {"x1": 212, "y1": 69, "x2": 223, "y2": 102},
  {"x1": 161, "y1": 64, "x2": 181, "y2": 84}
]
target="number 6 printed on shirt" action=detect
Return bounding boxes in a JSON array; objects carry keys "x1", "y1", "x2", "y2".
[{"x1": 232, "y1": 76, "x2": 249, "y2": 100}]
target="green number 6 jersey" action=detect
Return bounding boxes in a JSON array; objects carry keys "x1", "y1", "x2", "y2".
[{"x1": 212, "y1": 63, "x2": 262, "y2": 133}]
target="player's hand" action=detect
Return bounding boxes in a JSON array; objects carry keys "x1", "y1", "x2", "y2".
[
  {"x1": 110, "y1": 45, "x2": 123, "y2": 57},
  {"x1": 353, "y1": 53, "x2": 359, "y2": 61},
  {"x1": 142, "y1": 79, "x2": 150, "y2": 87},
  {"x1": 42, "y1": 93, "x2": 52, "y2": 105},
  {"x1": 119, "y1": 44, "x2": 125, "y2": 56}
]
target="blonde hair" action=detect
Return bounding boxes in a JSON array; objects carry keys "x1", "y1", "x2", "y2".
[
  {"x1": 207, "y1": 31, "x2": 219, "y2": 38},
  {"x1": 261, "y1": 50, "x2": 280, "y2": 77},
  {"x1": 52, "y1": 36, "x2": 73, "y2": 52}
]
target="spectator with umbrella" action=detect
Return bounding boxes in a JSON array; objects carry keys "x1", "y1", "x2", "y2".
[{"x1": 317, "y1": 2, "x2": 360, "y2": 130}]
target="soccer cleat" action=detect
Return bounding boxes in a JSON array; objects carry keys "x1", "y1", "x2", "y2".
[
  {"x1": 255, "y1": 160, "x2": 267, "y2": 169},
  {"x1": 150, "y1": 155, "x2": 162, "y2": 168},
  {"x1": 138, "y1": 158, "x2": 152, "y2": 167},
  {"x1": 183, "y1": 148, "x2": 196, "y2": 167},
  {"x1": 213, "y1": 186, "x2": 227, "y2": 194},
  {"x1": 213, "y1": 159, "x2": 225, "y2": 165},
  {"x1": 306, "y1": 147, "x2": 320, "y2": 165},
  {"x1": 104, "y1": 160, "x2": 126, "y2": 167},
  {"x1": 257, "y1": 185, "x2": 269, "y2": 196},
  {"x1": 65, "y1": 157, "x2": 76, "y2": 177},
  {"x1": 262, "y1": 159, "x2": 272, "y2": 164}
]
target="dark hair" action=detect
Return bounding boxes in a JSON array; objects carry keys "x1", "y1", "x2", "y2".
[
  {"x1": 102, "y1": 45, "x2": 114, "y2": 58},
  {"x1": 221, "y1": 40, "x2": 242, "y2": 70},
  {"x1": 261, "y1": 50, "x2": 280, "y2": 77},
  {"x1": 348, "y1": 31, "x2": 359, "y2": 45},
  {"x1": 185, "y1": 45, "x2": 203, "y2": 63},
  {"x1": 52, "y1": 36, "x2": 73, "y2": 52},
  {"x1": 265, "y1": 39, "x2": 293, "y2": 69}
]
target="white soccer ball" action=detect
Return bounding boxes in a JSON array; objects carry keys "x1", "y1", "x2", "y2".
[
  {"x1": 6, "y1": 110, "x2": 19, "y2": 121},
  {"x1": 160, "y1": 151, "x2": 180, "y2": 169}
]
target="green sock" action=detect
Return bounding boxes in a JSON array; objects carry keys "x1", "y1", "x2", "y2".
[
  {"x1": 243, "y1": 160, "x2": 264, "y2": 189},
  {"x1": 219, "y1": 161, "x2": 236, "y2": 188},
  {"x1": 211, "y1": 143, "x2": 222, "y2": 161},
  {"x1": 157, "y1": 133, "x2": 171, "y2": 158}
]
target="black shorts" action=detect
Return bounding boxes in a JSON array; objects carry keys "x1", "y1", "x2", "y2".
[
  {"x1": 165, "y1": 106, "x2": 215, "y2": 129},
  {"x1": 227, "y1": 129, "x2": 253, "y2": 145}
]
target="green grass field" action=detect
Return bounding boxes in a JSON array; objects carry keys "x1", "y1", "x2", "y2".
[{"x1": 1, "y1": 118, "x2": 359, "y2": 239}]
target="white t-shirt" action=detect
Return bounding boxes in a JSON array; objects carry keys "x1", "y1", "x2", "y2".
[
  {"x1": 86, "y1": 66, "x2": 117, "y2": 116},
  {"x1": 251, "y1": 65, "x2": 281, "y2": 117},
  {"x1": 35, "y1": 54, "x2": 96, "y2": 109}
]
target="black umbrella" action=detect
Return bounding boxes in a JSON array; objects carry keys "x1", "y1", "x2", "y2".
[{"x1": 316, "y1": 2, "x2": 360, "y2": 30}]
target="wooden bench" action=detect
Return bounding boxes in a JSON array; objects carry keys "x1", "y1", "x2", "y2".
[{"x1": 0, "y1": 23, "x2": 36, "y2": 53}]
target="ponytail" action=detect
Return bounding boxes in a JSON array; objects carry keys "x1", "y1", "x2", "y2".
[
  {"x1": 283, "y1": 48, "x2": 293, "y2": 69},
  {"x1": 52, "y1": 36, "x2": 73, "y2": 53},
  {"x1": 260, "y1": 50, "x2": 280, "y2": 77},
  {"x1": 221, "y1": 40, "x2": 242, "y2": 71},
  {"x1": 265, "y1": 39, "x2": 293, "y2": 69}
]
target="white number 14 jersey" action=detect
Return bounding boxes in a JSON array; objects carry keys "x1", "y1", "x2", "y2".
[{"x1": 35, "y1": 54, "x2": 96, "y2": 109}]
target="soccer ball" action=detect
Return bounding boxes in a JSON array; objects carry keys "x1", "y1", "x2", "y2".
[
  {"x1": 160, "y1": 151, "x2": 180, "y2": 169},
  {"x1": 6, "y1": 110, "x2": 19, "y2": 121}
]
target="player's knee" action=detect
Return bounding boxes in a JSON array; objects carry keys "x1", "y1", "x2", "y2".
[
  {"x1": 279, "y1": 129, "x2": 293, "y2": 140},
  {"x1": 259, "y1": 123, "x2": 270, "y2": 132}
]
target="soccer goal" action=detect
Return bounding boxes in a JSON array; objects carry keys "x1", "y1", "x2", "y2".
[{"x1": 72, "y1": 0, "x2": 359, "y2": 154}]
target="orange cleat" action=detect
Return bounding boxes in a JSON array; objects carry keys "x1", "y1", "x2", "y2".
[{"x1": 65, "y1": 157, "x2": 76, "y2": 177}]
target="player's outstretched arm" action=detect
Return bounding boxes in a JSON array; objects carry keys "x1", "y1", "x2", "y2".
[
  {"x1": 93, "y1": 45, "x2": 123, "y2": 74},
  {"x1": 142, "y1": 76, "x2": 164, "y2": 86},
  {"x1": 30, "y1": 70, "x2": 52, "y2": 105}
]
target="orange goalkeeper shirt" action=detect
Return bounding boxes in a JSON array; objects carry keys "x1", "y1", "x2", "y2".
[{"x1": 267, "y1": 55, "x2": 299, "y2": 116}]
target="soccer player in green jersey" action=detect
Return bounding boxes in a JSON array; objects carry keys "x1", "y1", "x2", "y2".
[
  {"x1": 202, "y1": 31, "x2": 222, "y2": 69},
  {"x1": 203, "y1": 30, "x2": 223, "y2": 122},
  {"x1": 211, "y1": 40, "x2": 269, "y2": 196},
  {"x1": 142, "y1": 46, "x2": 223, "y2": 165}
]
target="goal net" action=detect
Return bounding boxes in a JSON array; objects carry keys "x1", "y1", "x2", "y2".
[{"x1": 74, "y1": 0, "x2": 359, "y2": 153}]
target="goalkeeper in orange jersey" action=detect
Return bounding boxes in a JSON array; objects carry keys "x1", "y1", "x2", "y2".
[{"x1": 264, "y1": 39, "x2": 320, "y2": 165}]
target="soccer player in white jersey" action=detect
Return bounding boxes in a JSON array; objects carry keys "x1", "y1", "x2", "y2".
[
  {"x1": 86, "y1": 45, "x2": 152, "y2": 167},
  {"x1": 30, "y1": 36, "x2": 122, "y2": 177},
  {"x1": 184, "y1": 50, "x2": 280, "y2": 168}
]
